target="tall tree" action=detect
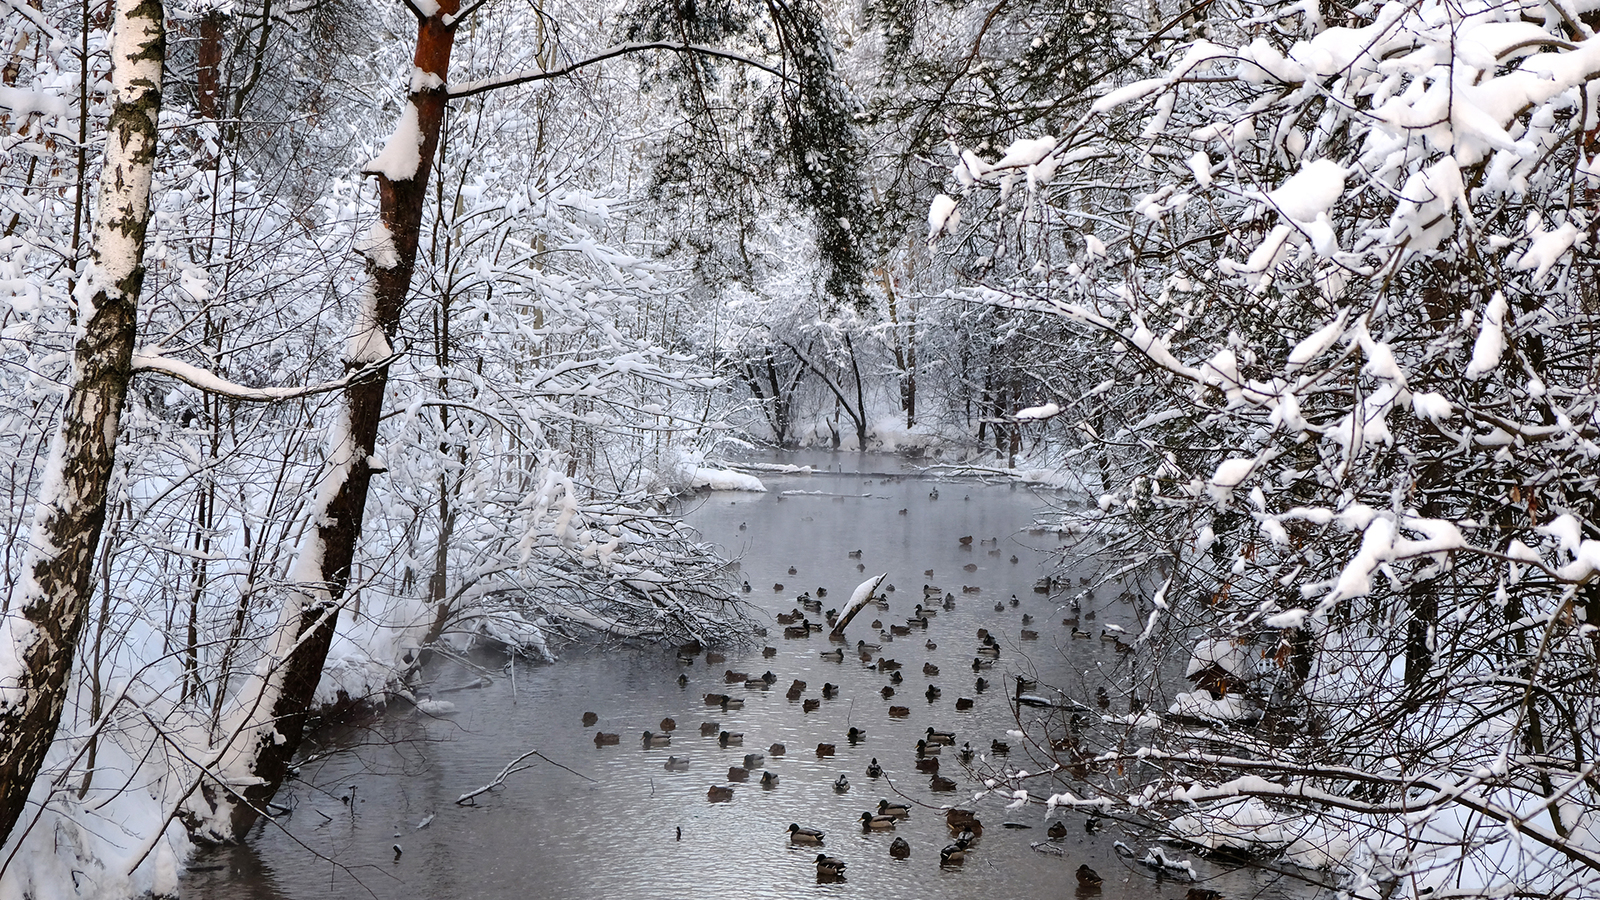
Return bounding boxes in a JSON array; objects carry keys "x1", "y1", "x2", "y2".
[{"x1": 0, "y1": 0, "x2": 164, "y2": 845}]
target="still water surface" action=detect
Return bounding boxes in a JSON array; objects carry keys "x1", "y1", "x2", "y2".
[{"x1": 183, "y1": 452, "x2": 1328, "y2": 900}]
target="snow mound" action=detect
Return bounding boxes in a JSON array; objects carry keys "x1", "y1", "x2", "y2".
[{"x1": 691, "y1": 468, "x2": 767, "y2": 492}]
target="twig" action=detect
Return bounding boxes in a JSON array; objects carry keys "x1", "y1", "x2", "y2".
[{"x1": 456, "y1": 748, "x2": 595, "y2": 805}]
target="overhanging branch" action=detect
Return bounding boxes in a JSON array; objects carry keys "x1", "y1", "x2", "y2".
[{"x1": 448, "y1": 41, "x2": 788, "y2": 99}]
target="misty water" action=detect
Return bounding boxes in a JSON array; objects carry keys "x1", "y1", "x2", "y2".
[{"x1": 182, "y1": 452, "x2": 1331, "y2": 900}]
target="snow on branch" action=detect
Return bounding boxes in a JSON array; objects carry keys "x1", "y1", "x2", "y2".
[
  {"x1": 131, "y1": 350, "x2": 400, "y2": 402},
  {"x1": 449, "y1": 42, "x2": 788, "y2": 99}
]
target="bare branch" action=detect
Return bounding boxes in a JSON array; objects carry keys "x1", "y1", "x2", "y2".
[{"x1": 448, "y1": 42, "x2": 788, "y2": 100}]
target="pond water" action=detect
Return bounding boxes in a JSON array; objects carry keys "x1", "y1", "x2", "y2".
[{"x1": 182, "y1": 452, "x2": 1331, "y2": 900}]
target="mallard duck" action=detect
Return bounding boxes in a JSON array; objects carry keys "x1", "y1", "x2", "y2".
[
  {"x1": 877, "y1": 799, "x2": 911, "y2": 817},
  {"x1": 582, "y1": 711, "x2": 599, "y2": 726},
  {"x1": 704, "y1": 692, "x2": 728, "y2": 706},
  {"x1": 943, "y1": 595, "x2": 956, "y2": 610},
  {"x1": 760, "y1": 771, "x2": 780, "y2": 788},
  {"x1": 888, "y1": 836, "x2": 911, "y2": 859},
  {"x1": 677, "y1": 673, "x2": 689, "y2": 686},
  {"x1": 923, "y1": 663, "x2": 940, "y2": 676},
  {"x1": 743, "y1": 752, "x2": 765, "y2": 769},
  {"x1": 727, "y1": 766, "x2": 749, "y2": 782},
  {"x1": 955, "y1": 697, "x2": 974, "y2": 711},
  {"x1": 594, "y1": 732, "x2": 620, "y2": 746},
  {"x1": 803, "y1": 698, "x2": 821, "y2": 712},
  {"x1": 718, "y1": 730, "x2": 743, "y2": 747},
  {"x1": 787, "y1": 823, "x2": 824, "y2": 844},
  {"x1": 859, "y1": 811, "x2": 897, "y2": 830},
  {"x1": 888, "y1": 705, "x2": 910, "y2": 717},
  {"x1": 889, "y1": 671, "x2": 904, "y2": 685},
  {"x1": 990, "y1": 739, "x2": 1010, "y2": 754},
  {"x1": 659, "y1": 717, "x2": 677, "y2": 731},
  {"x1": 833, "y1": 774, "x2": 850, "y2": 793},
  {"x1": 916, "y1": 739, "x2": 942, "y2": 756},
  {"x1": 847, "y1": 727, "x2": 866, "y2": 743},
  {"x1": 707, "y1": 784, "x2": 734, "y2": 802},
  {"x1": 663, "y1": 755, "x2": 690, "y2": 771},
  {"x1": 976, "y1": 644, "x2": 1001, "y2": 659},
  {"x1": 929, "y1": 774, "x2": 957, "y2": 791},
  {"x1": 762, "y1": 645, "x2": 776, "y2": 657},
  {"x1": 925, "y1": 727, "x2": 955, "y2": 745},
  {"x1": 815, "y1": 853, "x2": 847, "y2": 876},
  {"x1": 974, "y1": 677, "x2": 989, "y2": 692},
  {"x1": 1047, "y1": 820, "x2": 1068, "y2": 841},
  {"x1": 724, "y1": 669, "x2": 747, "y2": 684},
  {"x1": 939, "y1": 838, "x2": 970, "y2": 865},
  {"x1": 958, "y1": 742, "x2": 975, "y2": 763},
  {"x1": 906, "y1": 615, "x2": 929, "y2": 628},
  {"x1": 1076, "y1": 864, "x2": 1103, "y2": 887},
  {"x1": 819, "y1": 648, "x2": 845, "y2": 662},
  {"x1": 865, "y1": 758, "x2": 883, "y2": 778},
  {"x1": 916, "y1": 757, "x2": 939, "y2": 774},
  {"x1": 971, "y1": 657, "x2": 994, "y2": 671},
  {"x1": 913, "y1": 603, "x2": 937, "y2": 618},
  {"x1": 720, "y1": 696, "x2": 745, "y2": 710},
  {"x1": 925, "y1": 685, "x2": 941, "y2": 700},
  {"x1": 816, "y1": 743, "x2": 836, "y2": 757},
  {"x1": 857, "y1": 639, "x2": 882, "y2": 654},
  {"x1": 1185, "y1": 889, "x2": 1224, "y2": 900},
  {"x1": 642, "y1": 731, "x2": 671, "y2": 748},
  {"x1": 823, "y1": 683, "x2": 840, "y2": 699},
  {"x1": 880, "y1": 686, "x2": 895, "y2": 699},
  {"x1": 1021, "y1": 629, "x2": 1039, "y2": 641},
  {"x1": 700, "y1": 721, "x2": 720, "y2": 736}
]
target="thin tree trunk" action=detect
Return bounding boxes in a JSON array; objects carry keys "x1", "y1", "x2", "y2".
[
  {"x1": 189, "y1": 0, "x2": 461, "y2": 843},
  {"x1": 0, "y1": 0, "x2": 163, "y2": 846}
]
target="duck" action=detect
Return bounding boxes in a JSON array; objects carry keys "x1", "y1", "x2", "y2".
[
  {"x1": 787, "y1": 823, "x2": 824, "y2": 844},
  {"x1": 718, "y1": 730, "x2": 743, "y2": 747},
  {"x1": 889, "y1": 671, "x2": 904, "y2": 684},
  {"x1": 877, "y1": 799, "x2": 911, "y2": 817},
  {"x1": 726, "y1": 766, "x2": 749, "y2": 782},
  {"x1": 743, "y1": 752, "x2": 765, "y2": 769},
  {"x1": 762, "y1": 645, "x2": 776, "y2": 657},
  {"x1": 815, "y1": 854, "x2": 847, "y2": 876},
  {"x1": 788, "y1": 566, "x2": 798, "y2": 575},
  {"x1": 703, "y1": 692, "x2": 729, "y2": 706},
  {"x1": 925, "y1": 727, "x2": 955, "y2": 745},
  {"x1": 707, "y1": 785, "x2": 734, "y2": 802},
  {"x1": 700, "y1": 721, "x2": 720, "y2": 736},
  {"x1": 860, "y1": 811, "x2": 897, "y2": 830},
  {"x1": 916, "y1": 757, "x2": 939, "y2": 774},
  {"x1": 955, "y1": 697, "x2": 974, "y2": 710},
  {"x1": 642, "y1": 731, "x2": 671, "y2": 748},
  {"x1": 1021, "y1": 629, "x2": 1039, "y2": 640},
  {"x1": 880, "y1": 686, "x2": 895, "y2": 699},
  {"x1": 847, "y1": 727, "x2": 867, "y2": 743},
  {"x1": 677, "y1": 673, "x2": 689, "y2": 686},
  {"x1": 760, "y1": 771, "x2": 780, "y2": 788},
  {"x1": 803, "y1": 698, "x2": 821, "y2": 712},
  {"x1": 857, "y1": 639, "x2": 883, "y2": 654},
  {"x1": 1076, "y1": 864, "x2": 1103, "y2": 887},
  {"x1": 915, "y1": 739, "x2": 942, "y2": 756},
  {"x1": 923, "y1": 663, "x2": 940, "y2": 676},
  {"x1": 1021, "y1": 613, "x2": 1034, "y2": 625},
  {"x1": 877, "y1": 658, "x2": 902, "y2": 673},
  {"x1": 926, "y1": 640, "x2": 938, "y2": 650},
  {"x1": 724, "y1": 669, "x2": 747, "y2": 684},
  {"x1": 991, "y1": 739, "x2": 1010, "y2": 754},
  {"x1": 958, "y1": 742, "x2": 975, "y2": 763},
  {"x1": 971, "y1": 657, "x2": 994, "y2": 671},
  {"x1": 888, "y1": 836, "x2": 911, "y2": 859},
  {"x1": 1047, "y1": 820, "x2": 1068, "y2": 841},
  {"x1": 939, "y1": 838, "x2": 970, "y2": 865},
  {"x1": 819, "y1": 648, "x2": 845, "y2": 662},
  {"x1": 720, "y1": 696, "x2": 745, "y2": 711},
  {"x1": 865, "y1": 758, "x2": 883, "y2": 778},
  {"x1": 582, "y1": 711, "x2": 599, "y2": 726},
  {"x1": 823, "y1": 683, "x2": 840, "y2": 699},
  {"x1": 929, "y1": 774, "x2": 957, "y2": 791},
  {"x1": 1185, "y1": 890, "x2": 1224, "y2": 900},
  {"x1": 816, "y1": 743, "x2": 836, "y2": 757},
  {"x1": 659, "y1": 717, "x2": 676, "y2": 731},
  {"x1": 663, "y1": 755, "x2": 690, "y2": 771},
  {"x1": 974, "y1": 677, "x2": 989, "y2": 692},
  {"x1": 888, "y1": 705, "x2": 910, "y2": 717},
  {"x1": 925, "y1": 685, "x2": 942, "y2": 701},
  {"x1": 833, "y1": 774, "x2": 850, "y2": 793},
  {"x1": 593, "y1": 732, "x2": 620, "y2": 746}
]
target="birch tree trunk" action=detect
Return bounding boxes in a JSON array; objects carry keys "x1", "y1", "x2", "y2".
[
  {"x1": 0, "y1": 0, "x2": 163, "y2": 846},
  {"x1": 188, "y1": 0, "x2": 460, "y2": 843}
]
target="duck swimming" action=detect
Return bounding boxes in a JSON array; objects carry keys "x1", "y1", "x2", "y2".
[
  {"x1": 815, "y1": 854, "x2": 847, "y2": 876},
  {"x1": 718, "y1": 730, "x2": 743, "y2": 746},
  {"x1": 925, "y1": 727, "x2": 955, "y2": 744},
  {"x1": 877, "y1": 799, "x2": 911, "y2": 817},
  {"x1": 859, "y1": 811, "x2": 897, "y2": 830},
  {"x1": 833, "y1": 774, "x2": 850, "y2": 793},
  {"x1": 865, "y1": 758, "x2": 883, "y2": 777},
  {"x1": 641, "y1": 731, "x2": 671, "y2": 748},
  {"x1": 787, "y1": 823, "x2": 824, "y2": 844}
]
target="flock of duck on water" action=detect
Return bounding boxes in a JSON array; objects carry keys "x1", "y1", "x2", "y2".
[{"x1": 582, "y1": 531, "x2": 1135, "y2": 888}]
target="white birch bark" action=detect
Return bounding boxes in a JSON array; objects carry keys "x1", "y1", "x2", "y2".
[{"x1": 0, "y1": 0, "x2": 163, "y2": 845}]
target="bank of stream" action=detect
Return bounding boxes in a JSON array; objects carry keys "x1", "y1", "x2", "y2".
[{"x1": 181, "y1": 452, "x2": 1330, "y2": 900}]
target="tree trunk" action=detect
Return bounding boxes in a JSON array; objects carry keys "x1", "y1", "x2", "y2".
[
  {"x1": 0, "y1": 0, "x2": 163, "y2": 846},
  {"x1": 189, "y1": 0, "x2": 460, "y2": 844}
]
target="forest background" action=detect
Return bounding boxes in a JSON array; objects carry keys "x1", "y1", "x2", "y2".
[{"x1": 3, "y1": 0, "x2": 1600, "y2": 896}]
